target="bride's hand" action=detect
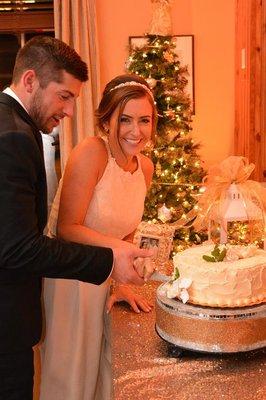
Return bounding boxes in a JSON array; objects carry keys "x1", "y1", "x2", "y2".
[{"x1": 106, "y1": 285, "x2": 153, "y2": 314}]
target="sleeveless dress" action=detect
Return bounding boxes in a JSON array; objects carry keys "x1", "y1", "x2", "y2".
[{"x1": 40, "y1": 137, "x2": 147, "y2": 400}]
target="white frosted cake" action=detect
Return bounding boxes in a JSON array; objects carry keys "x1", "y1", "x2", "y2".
[{"x1": 166, "y1": 244, "x2": 266, "y2": 308}]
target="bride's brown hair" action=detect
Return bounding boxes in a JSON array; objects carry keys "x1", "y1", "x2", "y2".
[{"x1": 95, "y1": 74, "x2": 157, "y2": 143}]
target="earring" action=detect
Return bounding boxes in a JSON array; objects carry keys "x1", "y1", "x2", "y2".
[{"x1": 103, "y1": 125, "x2": 109, "y2": 134}]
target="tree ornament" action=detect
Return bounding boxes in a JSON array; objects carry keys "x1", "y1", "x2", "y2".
[
  {"x1": 146, "y1": 77, "x2": 157, "y2": 89},
  {"x1": 158, "y1": 203, "x2": 172, "y2": 223},
  {"x1": 164, "y1": 109, "x2": 176, "y2": 119},
  {"x1": 163, "y1": 50, "x2": 175, "y2": 62}
]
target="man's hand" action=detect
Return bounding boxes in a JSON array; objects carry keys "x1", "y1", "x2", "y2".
[
  {"x1": 133, "y1": 256, "x2": 156, "y2": 281},
  {"x1": 111, "y1": 243, "x2": 153, "y2": 285}
]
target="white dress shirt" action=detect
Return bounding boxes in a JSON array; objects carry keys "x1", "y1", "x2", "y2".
[{"x1": 3, "y1": 87, "x2": 28, "y2": 113}]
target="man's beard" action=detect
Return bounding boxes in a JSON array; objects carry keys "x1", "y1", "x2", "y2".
[{"x1": 28, "y1": 88, "x2": 49, "y2": 134}]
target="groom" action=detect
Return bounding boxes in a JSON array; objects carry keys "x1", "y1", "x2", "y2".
[{"x1": 0, "y1": 36, "x2": 152, "y2": 399}]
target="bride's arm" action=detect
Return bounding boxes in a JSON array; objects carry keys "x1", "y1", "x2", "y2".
[
  {"x1": 106, "y1": 155, "x2": 155, "y2": 312},
  {"x1": 57, "y1": 137, "x2": 128, "y2": 250}
]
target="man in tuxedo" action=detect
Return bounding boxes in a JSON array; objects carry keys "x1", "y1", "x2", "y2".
[{"x1": 0, "y1": 36, "x2": 152, "y2": 399}]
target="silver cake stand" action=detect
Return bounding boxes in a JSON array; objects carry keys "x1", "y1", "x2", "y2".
[{"x1": 156, "y1": 283, "x2": 266, "y2": 353}]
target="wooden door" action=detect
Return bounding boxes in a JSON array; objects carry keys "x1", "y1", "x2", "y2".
[{"x1": 235, "y1": 0, "x2": 266, "y2": 181}]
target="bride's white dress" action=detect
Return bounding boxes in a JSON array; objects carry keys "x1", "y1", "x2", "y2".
[{"x1": 40, "y1": 138, "x2": 147, "y2": 400}]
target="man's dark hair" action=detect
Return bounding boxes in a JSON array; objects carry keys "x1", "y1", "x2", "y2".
[{"x1": 12, "y1": 36, "x2": 88, "y2": 87}]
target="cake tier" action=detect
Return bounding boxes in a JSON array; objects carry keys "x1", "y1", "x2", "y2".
[{"x1": 173, "y1": 245, "x2": 266, "y2": 307}]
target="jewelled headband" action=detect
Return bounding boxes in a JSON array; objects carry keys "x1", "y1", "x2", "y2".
[{"x1": 109, "y1": 81, "x2": 154, "y2": 99}]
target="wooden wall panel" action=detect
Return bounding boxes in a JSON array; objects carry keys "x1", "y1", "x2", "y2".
[
  {"x1": 0, "y1": 12, "x2": 54, "y2": 32},
  {"x1": 235, "y1": 0, "x2": 265, "y2": 181}
]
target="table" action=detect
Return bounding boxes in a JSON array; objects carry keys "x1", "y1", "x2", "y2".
[{"x1": 111, "y1": 282, "x2": 266, "y2": 400}]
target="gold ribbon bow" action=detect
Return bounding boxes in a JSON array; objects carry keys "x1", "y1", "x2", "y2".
[{"x1": 172, "y1": 156, "x2": 266, "y2": 231}]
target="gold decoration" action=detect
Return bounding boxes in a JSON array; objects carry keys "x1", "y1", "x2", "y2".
[
  {"x1": 156, "y1": 288, "x2": 266, "y2": 353},
  {"x1": 148, "y1": 0, "x2": 173, "y2": 36},
  {"x1": 156, "y1": 161, "x2": 162, "y2": 177},
  {"x1": 170, "y1": 157, "x2": 266, "y2": 230},
  {"x1": 163, "y1": 50, "x2": 175, "y2": 62}
]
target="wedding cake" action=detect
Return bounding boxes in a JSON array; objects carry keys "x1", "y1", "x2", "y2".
[{"x1": 163, "y1": 244, "x2": 266, "y2": 308}]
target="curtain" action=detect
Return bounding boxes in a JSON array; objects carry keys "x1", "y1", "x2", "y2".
[{"x1": 54, "y1": 0, "x2": 101, "y2": 169}]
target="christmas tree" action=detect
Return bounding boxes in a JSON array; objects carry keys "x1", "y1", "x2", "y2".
[{"x1": 126, "y1": 34, "x2": 207, "y2": 254}]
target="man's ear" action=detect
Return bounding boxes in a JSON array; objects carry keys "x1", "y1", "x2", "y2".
[{"x1": 22, "y1": 70, "x2": 38, "y2": 93}]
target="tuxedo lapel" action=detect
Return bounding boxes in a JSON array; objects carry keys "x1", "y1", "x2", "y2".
[
  {"x1": 0, "y1": 92, "x2": 44, "y2": 157},
  {"x1": 0, "y1": 92, "x2": 48, "y2": 232}
]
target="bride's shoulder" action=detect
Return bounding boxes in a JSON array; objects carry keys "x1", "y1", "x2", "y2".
[
  {"x1": 67, "y1": 136, "x2": 108, "y2": 172},
  {"x1": 72, "y1": 136, "x2": 107, "y2": 159},
  {"x1": 138, "y1": 154, "x2": 154, "y2": 188},
  {"x1": 139, "y1": 153, "x2": 154, "y2": 174}
]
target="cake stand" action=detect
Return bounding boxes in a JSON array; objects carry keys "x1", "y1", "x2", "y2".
[{"x1": 156, "y1": 283, "x2": 266, "y2": 353}]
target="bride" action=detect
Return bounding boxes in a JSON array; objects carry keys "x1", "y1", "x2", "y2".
[{"x1": 40, "y1": 73, "x2": 157, "y2": 400}]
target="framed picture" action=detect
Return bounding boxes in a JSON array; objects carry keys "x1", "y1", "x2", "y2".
[
  {"x1": 134, "y1": 222, "x2": 175, "y2": 267},
  {"x1": 139, "y1": 235, "x2": 160, "y2": 250},
  {"x1": 129, "y1": 35, "x2": 195, "y2": 113}
]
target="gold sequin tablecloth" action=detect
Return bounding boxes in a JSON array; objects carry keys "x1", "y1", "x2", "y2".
[{"x1": 111, "y1": 282, "x2": 266, "y2": 400}]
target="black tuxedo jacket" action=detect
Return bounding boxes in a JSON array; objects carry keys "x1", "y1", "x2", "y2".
[{"x1": 0, "y1": 92, "x2": 113, "y2": 353}]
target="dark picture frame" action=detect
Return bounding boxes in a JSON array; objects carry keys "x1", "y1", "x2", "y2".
[{"x1": 129, "y1": 35, "x2": 195, "y2": 113}]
